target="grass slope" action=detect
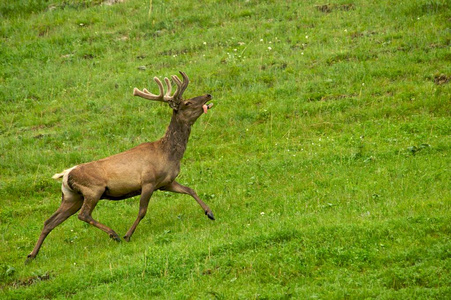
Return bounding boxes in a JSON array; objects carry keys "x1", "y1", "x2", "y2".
[{"x1": 1, "y1": 0, "x2": 450, "y2": 298}]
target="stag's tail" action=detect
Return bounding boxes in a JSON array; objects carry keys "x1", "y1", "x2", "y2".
[
  {"x1": 52, "y1": 172, "x2": 65, "y2": 179},
  {"x1": 52, "y1": 166, "x2": 77, "y2": 180}
]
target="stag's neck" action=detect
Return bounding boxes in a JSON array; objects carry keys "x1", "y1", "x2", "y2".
[{"x1": 160, "y1": 112, "x2": 192, "y2": 161}]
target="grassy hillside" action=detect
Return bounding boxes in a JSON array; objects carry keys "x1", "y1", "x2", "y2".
[{"x1": 1, "y1": 0, "x2": 450, "y2": 298}]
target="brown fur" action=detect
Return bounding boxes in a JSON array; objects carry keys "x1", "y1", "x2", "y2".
[{"x1": 27, "y1": 72, "x2": 214, "y2": 262}]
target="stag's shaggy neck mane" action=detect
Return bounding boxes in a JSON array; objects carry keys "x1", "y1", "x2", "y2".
[{"x1": 160, "y1": 111, "x2": 192, "y2": 161}]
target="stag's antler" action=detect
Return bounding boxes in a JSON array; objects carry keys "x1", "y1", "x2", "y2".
[{"x1": 133, "y1": 71, "x2": 189, "y2": 110}]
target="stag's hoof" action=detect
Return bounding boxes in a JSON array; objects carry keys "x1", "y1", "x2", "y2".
[
  {"x1": 110, "y1": 233, "x2": 122, "y2": 242},
  {"x1": 123, "y1": 236, "x2": 131, "y2": 242},
  {"x1": 206, "y1": 211, "x2": 215, "y2": 220},
  {"x1": 25, "y1": 255, "x2": 35, "y2": 265}
]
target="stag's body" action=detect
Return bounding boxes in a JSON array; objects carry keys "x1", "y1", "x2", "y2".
[{"x1": 27, "y1": 72, "x2": 214, "y2": 261}]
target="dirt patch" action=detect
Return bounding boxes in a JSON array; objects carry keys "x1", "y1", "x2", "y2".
[
  {"x1": 321, "y1": 93, "x2": 358, "y2": 101},
  {"x1": 433, "y1": 74, "x2": 450, "y2": 85},
  {"x1": 103, "y1": 0, "x2": 126, "y2": 5},
  {"x1": 316, "y1": 3, "x2": 355, "y2": 13},
  {"x1": 48, "y1": 0, "x2": 126, "y2": 10},
  {"x1": 10, "y1": 273, "x2": 51, "y2": 288}
]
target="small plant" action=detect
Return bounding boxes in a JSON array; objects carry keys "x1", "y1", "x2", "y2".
[
  {"x1": 407, "y1": 143, "x2": 431, "y2": 155},
  {"x1": 0, "y1": 264, "x2": 16, "y2": 281}
]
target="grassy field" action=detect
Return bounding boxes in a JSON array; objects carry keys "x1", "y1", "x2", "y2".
[{"x1": 1, "y1": 0, "x2": 450, "y2": 298}]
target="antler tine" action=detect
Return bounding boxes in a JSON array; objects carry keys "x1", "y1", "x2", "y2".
[
  {"x1": 153, "y1": 77, "x2": 165, "y2": 97},
  {"x1": 168, "y1": 71, "x2": 189, "y2": 100},
  {"x1": 163, "y1": 77, "x2": 173, "y2": 101},
  {"x1": 178, "y1": 71, "x2": 189, "y2": 95},
  {"x1": 171, "y1": 75, "x2": 182, "y2": 99},
  {"x1": 133, "y1": 76, "x2": 165, "y2": 101}
]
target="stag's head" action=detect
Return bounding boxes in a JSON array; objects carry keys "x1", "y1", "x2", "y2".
[{"x1": 133, "y1": 71, "x2": 213, "y2": 125}]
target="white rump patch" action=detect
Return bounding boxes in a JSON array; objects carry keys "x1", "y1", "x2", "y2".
[{"x1": 52, "y1": 166, "x2": 78, "y2": 194}]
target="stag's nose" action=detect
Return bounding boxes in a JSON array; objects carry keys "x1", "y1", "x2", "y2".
[{"x1": 206, "y1": 94, "x2": 212, "y2": 99}]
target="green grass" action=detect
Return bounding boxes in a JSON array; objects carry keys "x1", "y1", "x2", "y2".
[{"x1": 1, "y1": 0, "x2": 450, "y2": 298}]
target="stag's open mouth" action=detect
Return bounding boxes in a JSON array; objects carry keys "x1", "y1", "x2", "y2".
[{"x1": 203, "y1": 103, "x2": 214, "y2": 114}]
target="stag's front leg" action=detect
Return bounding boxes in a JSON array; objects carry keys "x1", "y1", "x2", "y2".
[
  {"x1": 124, "y1": 184, "x2": 154, "y2": 242},
  {"x1": 161, "y1": 181, "x2": 215, "y2": 220}
]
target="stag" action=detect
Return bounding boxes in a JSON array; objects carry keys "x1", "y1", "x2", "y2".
[{"x1": 27, "y1": 71, "x2": 215, "y2": 261}]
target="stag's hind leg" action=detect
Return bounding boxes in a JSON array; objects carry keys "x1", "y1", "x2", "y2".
[
  {"x1": 161, "y1": 181, "x2": 215, "y2": 220},
  {"x1": 77, "y1": 192, "x2": 121, "y2": 242},
  {"x1": 27, "y1": 191, "x2": 83, "y2": 262}
]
